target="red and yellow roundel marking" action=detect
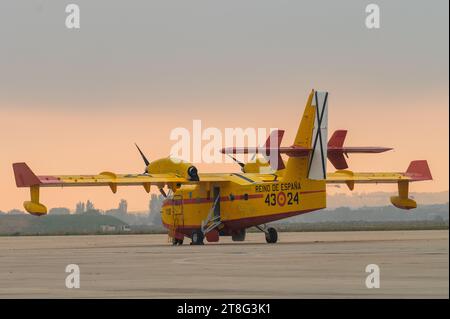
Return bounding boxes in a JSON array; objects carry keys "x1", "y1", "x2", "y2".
[{"x1": 277, "y1": 192, "x2": 286, "y2": 206}]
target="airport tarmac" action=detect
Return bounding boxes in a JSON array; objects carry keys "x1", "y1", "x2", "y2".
[{"x1": 0, "y1": 230, "x2": 448, "y2": 298}]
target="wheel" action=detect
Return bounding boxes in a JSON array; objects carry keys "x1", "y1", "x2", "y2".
[
  {"x1": 231, "y1": 229, "x2": 246, "y2": 242},
  {"x1": 265, "y1": 227, "x2": 278, "y2": 244},
  {"x1": 191, "y1": 230, "x2": 204, "y2": 245},
  {"x1": 172, "y1": 238, "x2": 183, "y2": 245}
]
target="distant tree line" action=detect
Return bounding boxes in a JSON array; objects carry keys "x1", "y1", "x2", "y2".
[
  {"x1": 3, "y1": 198, "x2": 447, "y2": 226},
  {"x1": 0, "y1": 195, "x2": 166, "y2": 227}
]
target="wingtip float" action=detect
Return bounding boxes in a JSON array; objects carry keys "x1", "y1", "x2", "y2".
[{"x1": 12, "y1": 89, "x2": 433, "y2": 245}]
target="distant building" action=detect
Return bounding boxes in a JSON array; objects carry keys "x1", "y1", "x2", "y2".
[
  {"x1": 75, "y1": 200, "x2": 100, "y2": 214},
  {"x1": 99, "y1": 224, "x2": 131, "y2": 232},
  {"x1": 75, "y1": 202, "x2": 85, "y2": 214},
  {"x1": 105, "y1": 199, "x2": 128, "y2": 218},
  {"x1": 149, "y1": 194, "x2": 164, "y2": 226},
  {"x1": 119, "y1": 225, "x2": 131, "y2": 232},
  {"x1": 8, "y1": 209, "x2": 26, "y2": 215},
  {"x1": 49, "y1": 207, "x2": 71, "y2": 215},
  {"x1": 100, "y1": 225, "x2": 116, "y2": 232},
  {"x1": 118, "y1": 199, "x2": 128, "y2": 214},
  {"x1": 86, "y1": 200, "x2": 95, "y2": 212}
]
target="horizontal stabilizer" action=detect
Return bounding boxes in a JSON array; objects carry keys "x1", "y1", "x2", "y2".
[
  {"x1": 327, "y1": 153, "x2": 348, "y2": 170},
  {"x1": 328, "y1": 130, "x2": 347, "y2": 148}
]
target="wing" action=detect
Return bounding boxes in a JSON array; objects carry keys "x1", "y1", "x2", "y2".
[
  {"x1": 326, "y1": 160, "x2": 432, "y2": 186},
  {"x1": 326, "y1": 160, "x2": 432, "y2": 209},
  {"x1": 13, "y1": 162, "x2": 234, "y2": 188},
  {"x1": 12, "y1": 162, "x2": 231, "y2": 215}
]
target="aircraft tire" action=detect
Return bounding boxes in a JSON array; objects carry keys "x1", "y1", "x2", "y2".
[
  {"x1": 172, "y1": 238, "x2": 183, "y2": 245},
  {"x1": 265, "y1": 227, "x2": 278, "y2": 244},
  {"x1": 191, "y1": 230, "x2": 204, "y2": 245},
  {"x1": 231, "y1": 229, "x2": 246, "y2": 242}
]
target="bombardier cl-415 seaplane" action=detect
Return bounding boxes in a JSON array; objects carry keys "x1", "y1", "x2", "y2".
[{"x1": 13, "y1": 90, "x2": 432, "y2": 245}]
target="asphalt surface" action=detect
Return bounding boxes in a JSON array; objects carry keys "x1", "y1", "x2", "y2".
[{"x1": 0, "y1": 230, "x2": 448, "y2": 298}]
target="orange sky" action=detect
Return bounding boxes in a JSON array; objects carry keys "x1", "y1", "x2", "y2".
[
  {"x1": 0, "y1": 1, "x2": 448, "y2": 213},
  {"x1": 1, "y1": 88, "x2": 448, "y2": 212}
]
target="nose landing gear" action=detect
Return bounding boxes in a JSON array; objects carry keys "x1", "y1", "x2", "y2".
[
  {"x1": 256, "y1": 225, "x2": 278, "y2": 244},
  {"x1": 265, "y1": 227, "x2": 278, "y2": 244}
]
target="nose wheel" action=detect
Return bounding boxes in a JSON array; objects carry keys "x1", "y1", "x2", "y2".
[
  {"x1": 256, "y1": 225, "x2": 278, "y2": 244},
  {"x1": 265, "y1": 227, "x2": 278, "y2": 244}
]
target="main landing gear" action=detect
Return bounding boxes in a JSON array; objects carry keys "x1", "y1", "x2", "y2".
[
  {"x1": 172, "y1": 238, "x2": 184, "y2": 245},
  {"x1": 256, "y1": 225, "x2": 278, "y2": 244},
  {"x1": 231, "y1": 229, "x2": 246, "y2": 242},
  {"x1": 191, "y1": 230, "x2": 205, "y2": 245}
]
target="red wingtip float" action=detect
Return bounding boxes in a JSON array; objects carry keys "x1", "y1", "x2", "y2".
[{"x1": 221, "y1": 129, "x2": 392, "y2": 170}]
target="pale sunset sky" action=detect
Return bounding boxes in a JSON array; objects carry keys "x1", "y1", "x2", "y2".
[{"x1": 0, "y1": 0, "x2": 448, "y2": 212}]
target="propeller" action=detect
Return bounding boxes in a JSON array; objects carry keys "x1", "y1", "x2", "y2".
[
  {"x1": 159, "y1": 188, "x2": 167, "y2": 198},
  {"x1": 135, "y1": 143, "x2": 150, "y2": 173},
  {"x1": 227, "y1": 154, "x2": 245, "y2": 171}
]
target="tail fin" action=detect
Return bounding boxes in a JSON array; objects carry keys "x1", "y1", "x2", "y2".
[
  {"x1": 264, "y1": 130, "x2": 284, "y2": 148},
  {"x1": 283, "y1": 90, "x2": 329, "y2": 181},
  {"x1": 263, "y1": 130, "x2": 285, "y2": 170}
]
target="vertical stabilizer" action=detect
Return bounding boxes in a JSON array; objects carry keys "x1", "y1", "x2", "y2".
[{"x1": 283, "y1": 90, "x2": 329, "y2": 181}]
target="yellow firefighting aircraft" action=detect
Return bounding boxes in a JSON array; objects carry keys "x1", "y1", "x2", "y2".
[{"x1": 13, "y1": 90, "x2": 432, "y2": 245}]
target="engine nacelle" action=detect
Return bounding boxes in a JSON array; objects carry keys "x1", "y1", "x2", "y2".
[
  {"x1": 243, "y1": 158, "x2": 271, "y2": 173},
  {"x1": 147, "y1": 157, "x2": 199, "y2": 181}
]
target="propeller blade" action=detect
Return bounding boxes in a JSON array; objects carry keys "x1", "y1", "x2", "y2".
[
  {"x1": 135, "y1": 143, "x2": 150, "y2": 173},
  {"x1": 159, "y1": 188, "x2": 167, "y2": 198},
  {"x1": 227, "y1": 154, "x2": 245, "y2": 168}
]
